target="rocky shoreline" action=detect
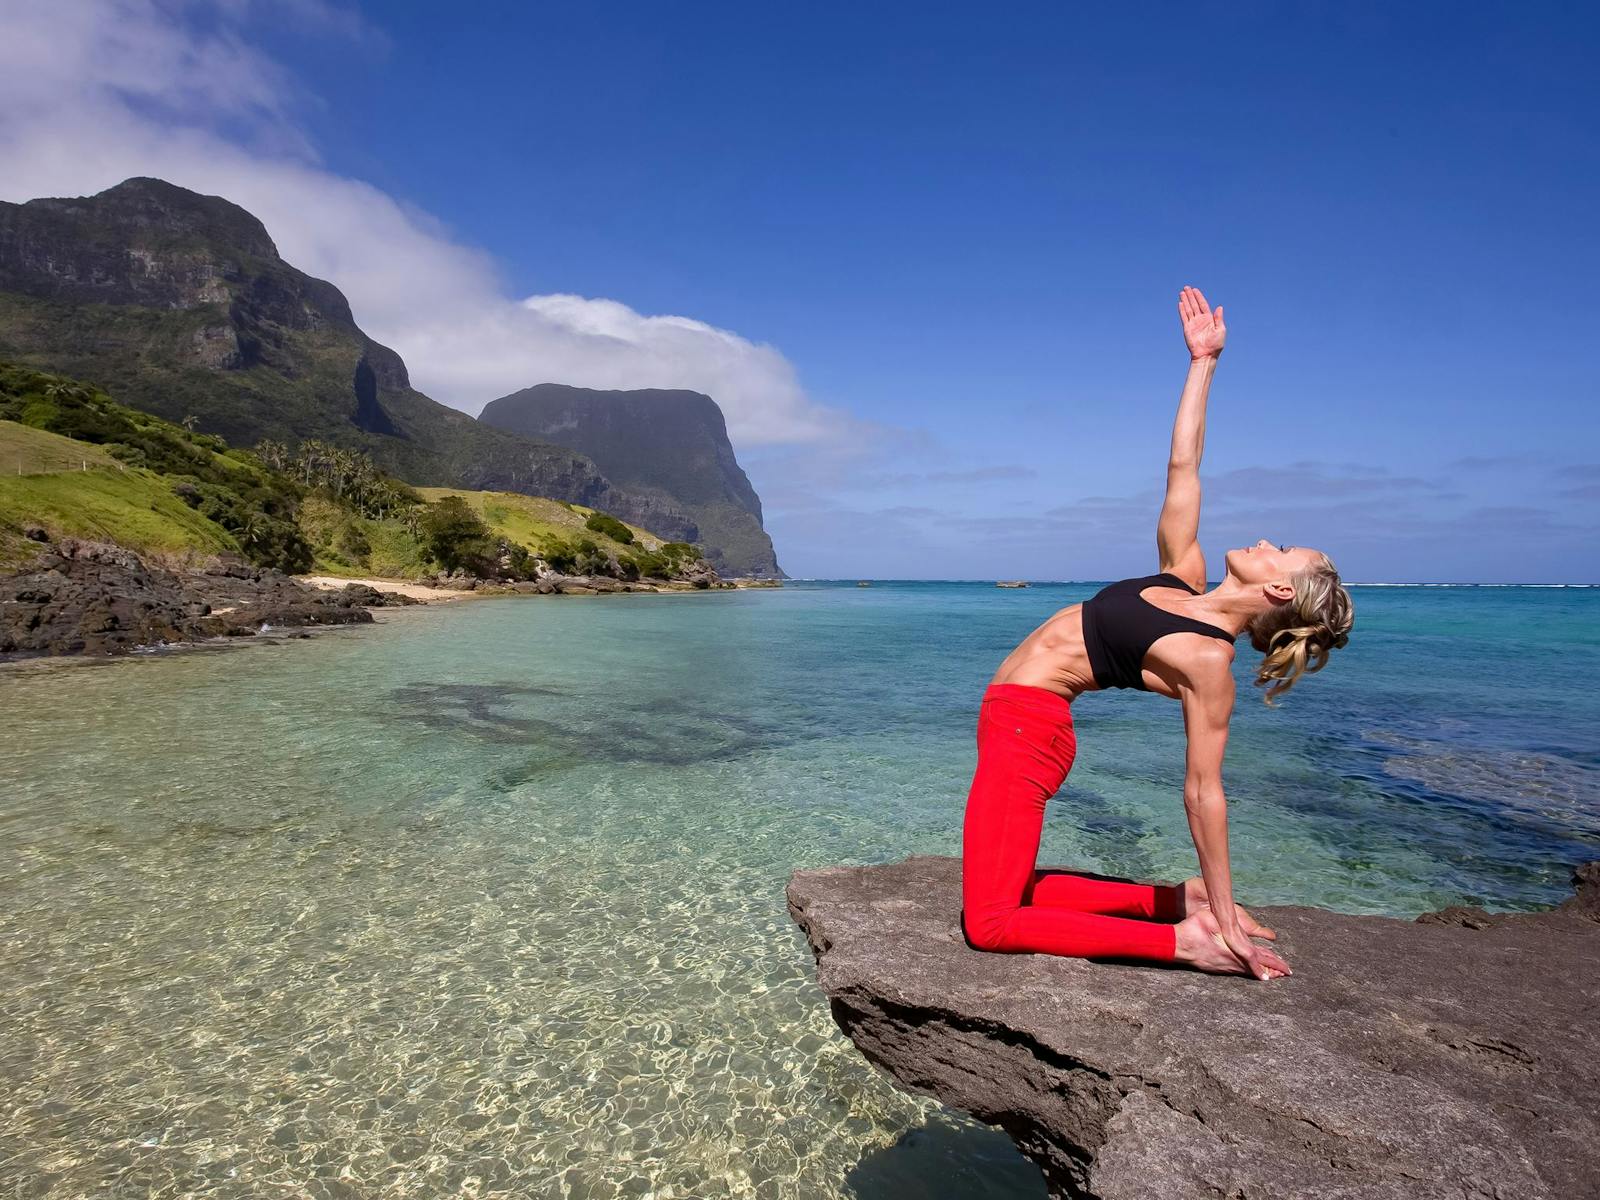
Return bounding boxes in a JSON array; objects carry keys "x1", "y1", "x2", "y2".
[
  {"x1": 0, "y1": 537, "x2": 776, "y2": 661},
  {"x1": 0, "y1": 537, "x2": 411, "y2": 660},
  {"x1": 787, "y1": 854, "x2": 1600, "y2": 1200}
]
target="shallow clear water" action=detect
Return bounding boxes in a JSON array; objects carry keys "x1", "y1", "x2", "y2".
[{"x1": 2, "y1": 581, "x2": 1596, "y2": 1198}]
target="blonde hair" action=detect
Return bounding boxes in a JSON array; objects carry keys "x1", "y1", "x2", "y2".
[{"x1": 1247, "y1": 553, "x2": 1354, "y2": 705}]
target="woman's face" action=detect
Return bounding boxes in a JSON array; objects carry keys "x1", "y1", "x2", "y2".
[{"x1": 1225, "y1": 539, "x2": 1323, "y2": 586}]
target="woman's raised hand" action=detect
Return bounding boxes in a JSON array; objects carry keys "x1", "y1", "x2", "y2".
[{"x1": 1178, "y1": 285, "x2": 1226, "y2": 361}]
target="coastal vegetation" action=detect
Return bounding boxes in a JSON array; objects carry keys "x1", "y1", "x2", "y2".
[
  {"x1": 584, "y1": 510, "x2": 634, "y2": 544},
  {"x1": 0, "y1": 361, "x2": 306, "y2": 570},
  {"x1": 0, "y1": 361, "x2": 710, "y2": 585},
  {"x1": 0, "y1": 421, "x2": 239, "y2": 565},
  {"x1": 412, "y1": 487, "x2": 703, "y2": 583}
]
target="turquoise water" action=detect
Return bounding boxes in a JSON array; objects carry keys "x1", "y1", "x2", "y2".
[{"x1": 2, "y1": 581, "x2": 1596, "y2": 1198}]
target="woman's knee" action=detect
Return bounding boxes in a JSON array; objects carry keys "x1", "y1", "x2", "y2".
[{"x1": 961, "y1": 907, "x2": 1013, "y2": 952}]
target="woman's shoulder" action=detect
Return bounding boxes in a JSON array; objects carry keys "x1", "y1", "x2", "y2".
[
  {"x1": 1153, "y1": 571, "x2": 1203, "y2": 595},
  {"x1": 1098, "y1": 571, "x2": 1196, "y2": 596}
]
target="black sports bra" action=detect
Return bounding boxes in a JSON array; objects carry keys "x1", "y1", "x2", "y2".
[{"x1": 1081, "y1": 572, "x2": 1237, "y2": 691}]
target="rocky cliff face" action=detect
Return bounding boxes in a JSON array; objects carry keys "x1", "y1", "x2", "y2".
[
  {"x1": 479, "y1": 383, "x2": 781, "y2": 578},
  {"x1": 787, "y1": 854, "x2": 1600, "y2": 1200},
  {"x1": 0, "y1": 178, "x2": 694, "y2": 532}
]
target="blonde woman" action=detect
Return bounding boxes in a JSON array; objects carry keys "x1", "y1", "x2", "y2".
[{"x1": 961, "y1": 286, "x2": 1354, "y2": 981}]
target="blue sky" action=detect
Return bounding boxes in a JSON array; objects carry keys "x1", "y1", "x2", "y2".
[{"x1": 5, "y1": 2, "x2": 1597, "y2": 581}]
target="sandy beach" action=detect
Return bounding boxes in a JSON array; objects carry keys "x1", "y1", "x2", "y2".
[{"x1": 297, "y1": 575, "x2": 480, "y2": 603}]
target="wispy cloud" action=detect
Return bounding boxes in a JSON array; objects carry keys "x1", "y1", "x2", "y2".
[
  {"x1": 766, "y1": 455, "x2": 1597, "y2": 581},
  {"x1": 0, "y1": 0, "x2": 841, "y2": 447}
]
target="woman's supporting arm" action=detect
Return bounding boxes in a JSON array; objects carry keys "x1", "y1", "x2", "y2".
[
  {"x1": 1157, "y1": 287, "x2": 1226, "y2": 588},
  {"x1": 1179, "y1": 646, "x2": 1283, "y2": 980}
]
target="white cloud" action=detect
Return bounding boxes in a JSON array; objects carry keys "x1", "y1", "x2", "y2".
[{"x1": 0, "y1": 0, "x2": 839, "y2": 446}]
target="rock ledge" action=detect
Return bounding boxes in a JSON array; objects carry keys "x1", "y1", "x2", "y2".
[{"x1": 787, "y1": 855, "x2": 1599, "y2": 1199}]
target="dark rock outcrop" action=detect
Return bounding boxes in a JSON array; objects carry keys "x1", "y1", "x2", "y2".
[
  {"x1": 480, "y1": 383, "x2": 782, "y2": 578},
  {"x1": 0, "y1": 540, "x2": 416, "y2": 659},
  {"x1": 787, "y1": 854, "x2": 1600, "y2": 1200},
  {"x1": 0, "y1": 178, "x2": 689, "y2": 527}
]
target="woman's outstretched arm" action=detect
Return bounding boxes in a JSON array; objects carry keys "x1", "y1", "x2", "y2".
[{"x1": 1157, "y1": 286, "x2": 1227, "y2": 590}]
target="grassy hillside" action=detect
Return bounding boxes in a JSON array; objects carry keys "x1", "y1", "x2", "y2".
[
  {"x1": 0, "y1": 361, "x2": 707, "y2": 586},
  {"x1": 419, "y1": 488, "x2": 653, "y2": 551},
  {"x1": 304, "y1": 487, "x2": 701, "y2": 581},
  {"x1": 0, "y1": 421, "x2": 240, "y2": 567},
  {"x1": 0, "y1": 420, "x2": 117, "y2": 473},
  {"x1": 0, "y1": 361, "x2": 310, "y2": 569}
]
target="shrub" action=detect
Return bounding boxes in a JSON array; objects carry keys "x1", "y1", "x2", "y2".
[
  {"x1": 169, "y1": 475, "x2": 312, "y2": 572},
  {"x1": 420, "y1": 495, "x2": 495, "y2": 574},
  {"x1": 584, "y1": 511, "x2": 634, "y2": 544},
  {"x1": 336, "y1": 523, "x2": 371, "y2": 560},
  {"x1": 629, "y1": 550, "x2": 666, "y2": 578},
  {"x1": 629, "y1": 541, "x2": 702, "y2": 580},
  {"x1": 540, "y1": 537, "x2": 578, "y2": 574},
  {"x1": 504, "y1": 542, "x2": 536, "y2": 579}
]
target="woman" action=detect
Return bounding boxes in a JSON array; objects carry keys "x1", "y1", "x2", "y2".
[{"x1": 961, "y1": 286, "x2": 1354, "y2": 982}]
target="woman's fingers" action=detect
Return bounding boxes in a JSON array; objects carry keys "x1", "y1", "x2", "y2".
[
  {"x1": 1242, "y1": 942, "x2": 1292, "y2": 979},
  {"x1": 1235, "y1": 904, "x2": 1275, "y2": 939},
  {"x1": 1192, "y1": 896, "x2": 1275, "y2": 940},
  {"x1": 1255, "y1": 947, "x2": 1292, "y2": 978},
  {"x1": 1213, "y1": 303, "x2": 1224, "y2": 327}
]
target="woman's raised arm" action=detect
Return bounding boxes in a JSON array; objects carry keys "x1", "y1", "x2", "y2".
[{"x1": 1156, "y1": 286, "x2": 1226, "y2": 590}]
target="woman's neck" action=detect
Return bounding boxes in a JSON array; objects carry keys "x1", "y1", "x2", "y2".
[{"x1": 1193, "y1": 577, "x2": 1267, "y2": 637}]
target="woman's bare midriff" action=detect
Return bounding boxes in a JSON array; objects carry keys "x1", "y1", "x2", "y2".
[{"x1": 988, "y1": 604, "x2": 1100, "y2": 699}]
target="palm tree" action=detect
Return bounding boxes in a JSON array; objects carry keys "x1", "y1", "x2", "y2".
[
  {"x1": 237, "y1": 511, "x2": 266, "y2": 549},
  {"x1": 255, "y1": 439, "x2": 289, "y2": 473}
]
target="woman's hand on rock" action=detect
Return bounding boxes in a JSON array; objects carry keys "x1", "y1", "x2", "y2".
[
  {"x1": 1175, "y1": 908, "x2": 1293, "y2": 980},
  {"x1": 1219, "y1": 920, "x2": 1292, "y2": 981},
  {"x1": 1180, "y1": 876, "x2": 1277, "y2": 940}
]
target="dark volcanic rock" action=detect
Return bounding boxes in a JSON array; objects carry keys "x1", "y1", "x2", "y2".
[
  {"x1": 0, "y1": 541, "x2": 382, "y2": 659},
  {"x1": 480, "y1": 383, "x2": 782, "y2": 578},
  {"x1": 786, "y1": 854, "x2": 1600, "y2": 1200},
  {"x1": 331, "y1": 582, "x2": 418, "y2": 608},
  {"x1": 0, "y1": 540, "x2": 206, "y2": 656}
]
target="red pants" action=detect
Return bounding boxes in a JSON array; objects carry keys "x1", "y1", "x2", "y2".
[{"x1": 961, "y1": 683, "x2": 1179, "y2": 961}]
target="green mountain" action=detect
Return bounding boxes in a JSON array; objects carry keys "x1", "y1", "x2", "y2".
[
  {"x1": 480, "y1": 384, "x2": 783, "y2": 578},
  {"x1": 0, "y1": 178, "x2": 701, "y2": 545}
]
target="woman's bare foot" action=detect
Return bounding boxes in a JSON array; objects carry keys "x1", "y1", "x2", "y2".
[{"x1": 1173, "y1": 908, "x2": 1292, "y2": 979}]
